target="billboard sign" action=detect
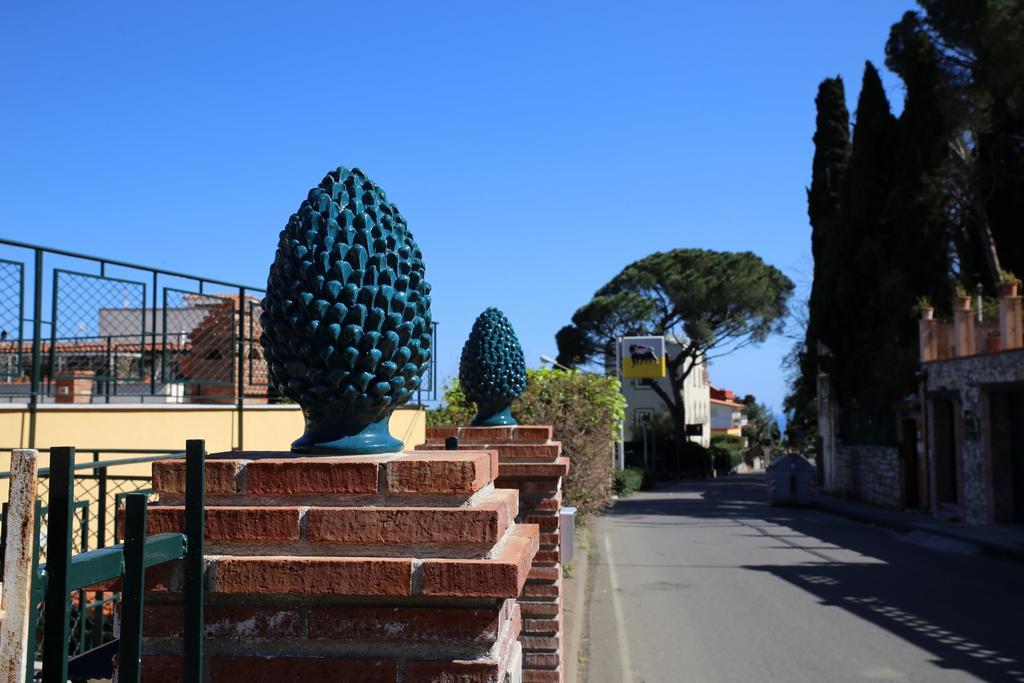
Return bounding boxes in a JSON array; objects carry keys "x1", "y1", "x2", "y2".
[{"x1": 621, "y1": 336, "x2": 666, "y2": 379}]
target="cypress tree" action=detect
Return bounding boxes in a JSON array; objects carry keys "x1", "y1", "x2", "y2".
[
  {"x1": 787, "y1": 77, "x2": 850, "y2": 442},
  {"x1": 827, "y1": 62, "x2": 904, "y2": 410}
]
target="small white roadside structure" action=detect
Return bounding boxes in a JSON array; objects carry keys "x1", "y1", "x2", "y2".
[{"x1": 766, "y1": 453, "x2": 814, "y2": 506}]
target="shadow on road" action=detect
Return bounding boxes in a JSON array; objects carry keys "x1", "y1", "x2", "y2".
[{"x1": 610, "y1": 475, "x2": 1024, "y2": 683}]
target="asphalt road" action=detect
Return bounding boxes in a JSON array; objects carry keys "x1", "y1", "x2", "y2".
[{"x1": 585, "y1": 475, "x2": 1024, "y2": 683}]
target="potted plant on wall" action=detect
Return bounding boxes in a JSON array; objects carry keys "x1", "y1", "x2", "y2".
[
  {"x1": 999, "y1": 270, "x2": 1020, "y2": 298},
  {"x1": 916, "y1": 296, "x2": 934, "y2": 320}
]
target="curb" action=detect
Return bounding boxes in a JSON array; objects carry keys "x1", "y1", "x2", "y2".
[
  {"x1": 813, "y1": 494, "x2": 1024, "y2": 564},
  {"x1": 563, "y1": 525, "x2": 591, "y2": 683}
]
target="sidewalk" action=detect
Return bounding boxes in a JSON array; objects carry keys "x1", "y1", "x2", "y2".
[
  {"x1": 562, "y1": 525, "x2": 591, "y2": 683},
  {"x1": 814, "y1": 491, "x2": 1024, "y2": 563}
]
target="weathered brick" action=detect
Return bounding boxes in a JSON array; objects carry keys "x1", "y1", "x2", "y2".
[
  {"x1": 145, "y1": 507, "x2": 301, "y2": 542},
  {"x1": 386, "y1": 452, "x2": 493, "y2": 494},
  {"x1": 522, "y1": 581, "x2": 561, "y2": 599},
  {"x1": 533, "y1": 550, "x2": 560, "y2": 564},
  {"x1": 421, "y1": 525, "x2": 538, "y2": 598},
  {"x1": 522, "y1": 670, "x2": 562, "y2": 683},
  {"x1": 139, "y1": 655, "x2": 183, "y2": 683},
  {"x1": 505, "y1": 479, "x2": 562, "y2": 495},
  {"x1": 309, "y1": 605, "x2": 503, "y2": 643},
  {"x1": 209, "y1": 656, "x2": 395, "y2": 682},
  {"x1": 521, "y1": 635, "x2": 560, "y2": 651},
  {"x1": 458, "y1": 426, "x2": 514, "y2": 442},
  {"x1": 306, "y1": 491, "x2": 514, "y2": 546},
  {"x1": 523, "y1": 618, "x2": 559, "y2": 635},
  {"x1": 143, "y1": 604, "x2": 303, "y2": 639},
  {"x1": 523, "y1": 495, "x2": 562, "y2": 513},
  {"x1": 489, "y1": 443, "x2": 562, "y2": 461},
  {"x1": 513, "y1": 426, "x2": 553, "y2": 442},
  {"x1": 498, "y1": 460, "x2": 569, "y2": 480},
  {"x1": 523, "y1": 652, "x2": 560, "y2": 669},
  {"x1": 425, "y1": 426, "x2": 459, "y2": 441},
  {"x1": 406, "y1": 660, "x2": 500, "y2": 683},
  {"x1": 245, "y1": 459, "x2": 380, "y2": 495},
  {"x1": 524, "y1": 514, "x2": 559, "y2": 531},
  {"x1": 211, "y1": 557, "x2": 411, "y2": 596},
  {"x1": 539, "y1": 532, "x2": 560, "y2": 548},
  {"x1": 528, "y1": 565, "x2": 561, "y2": 583},
  {"x1": 520, "y1": 600, "x2": 560, "y2": 618},
  {"x1": 152, "y1": 459, "x2": 239, "y2": 495}
]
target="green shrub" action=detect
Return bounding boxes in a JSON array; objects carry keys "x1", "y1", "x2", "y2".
[
  {"x1": 428, "y1": 368, "x2": 626, "y2": 518},
  {"x1": 710, "y1": 433, "x2": 745, "y2": 472},
  {"x1": 613, "y1": 467, "x2": 646, "y2": 496}
]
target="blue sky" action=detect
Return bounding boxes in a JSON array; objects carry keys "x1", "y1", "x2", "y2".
[{"x1": 0, "y1": 1, "x2": 914, "y2": 417}]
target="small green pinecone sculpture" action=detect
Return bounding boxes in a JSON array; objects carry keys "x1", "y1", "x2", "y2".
[
  {"x1": 259, "y1": 166, "x2": 432, "y2": 454},
  {"x1": 459, "y1": 307, "x2": 526, "y2": 426}
]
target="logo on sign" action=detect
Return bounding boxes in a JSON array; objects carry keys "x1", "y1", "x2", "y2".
[{"x1": 621, "y1": 336, "x2": 666, "y2": 379}]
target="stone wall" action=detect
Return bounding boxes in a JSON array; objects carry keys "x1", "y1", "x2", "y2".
[
  {"x1": 829, "y1": 445, "x2": 900, "y2": 508},
  {"x1": 924, "y1": 348, "x2": 1024, "y2": 524}
]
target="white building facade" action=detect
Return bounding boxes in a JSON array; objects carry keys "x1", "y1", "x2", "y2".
[{"x1": 617, "y1": 341, "x2": 711, "y2": 448}]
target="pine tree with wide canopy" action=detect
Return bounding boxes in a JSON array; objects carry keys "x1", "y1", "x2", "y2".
[{"x1": 556, "y1": 249, "x2": 793, "y2": 460}]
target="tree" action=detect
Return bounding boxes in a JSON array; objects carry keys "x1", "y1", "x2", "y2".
[
  {"x1": 884, "y1": 2, "x2": 1024, "y2": 284},
  {"x1": 786, "y1": 76, "x2": 851, "y2": 445},
  {"x1": 556, "y1": 249, "x2": 794, "y2": 462},
  {"x1": 740, "y1": 394, "x2": 781, "y2": 452},
  {"x1": 820, "y1": 62, "x2": 902, "y2": 405}
]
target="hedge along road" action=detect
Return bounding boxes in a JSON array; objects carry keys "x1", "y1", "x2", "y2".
[{"x1": 586, "y1": 475, "x2": 1024, "y2": 683}]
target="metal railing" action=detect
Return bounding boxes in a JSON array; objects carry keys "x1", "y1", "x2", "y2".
[
  {"x1": 0, "y1": 445, "x2": 205, "y2": 682},
  {"x1": 0, "y1": 237, "x2": 439, "y2": 449},
  {"x1": 0, "y1": 448, "x2": 185, "y2": 675}
]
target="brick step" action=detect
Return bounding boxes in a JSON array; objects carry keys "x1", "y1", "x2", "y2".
[
  {"x1": 418, "y1": 442, "x2": 562, "y2": 462},
  {"x1": 138, "y1": 489, "x2": 518, "y2": 551},
  {"x1": 143, "y1": 600, "x2": 515, "y2": 644},
  {"x1": 204, "y1": 524, "x2": 539, "y2": 599},
  {"x1": 426, "y1": 425, "x2": 553, "y2": 443},
  {"x1": 153, "y1": 451, "x2": 500, "y2": 501},
  {"x1": 498, "y1": 459, "x2": 571, "y2": 480},
  {"x1": 522, "y1": 669, "x2": 562, "y2": 683}
]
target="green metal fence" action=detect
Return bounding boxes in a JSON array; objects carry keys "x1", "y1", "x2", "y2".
[
  {"x1": 12, "y1": 442, "x2": 207, "y2": 682},
  {"x1": 0, "y1": 449, "x2": 186, "y2": 678},
  {"x1": 0, "y1": 237, "x2": 440, "y2": 449}
]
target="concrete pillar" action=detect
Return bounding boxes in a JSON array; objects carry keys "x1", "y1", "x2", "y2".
[
  {"x1": 420, "y1": 426, "x2": 569, "y2": 683},
  {"x1": 919, "y1": 316, "x2": 938, "y2": 363},
  {"x1": 999, "y1": 291, "x2": 1022, "y2": 351},
  {"x1": 953, "y1": 297, "x2": 975, "y2": 357}
]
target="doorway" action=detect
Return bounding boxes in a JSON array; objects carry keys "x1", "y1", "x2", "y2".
[
  {"x1": 989, "y1": 391, "x2": 1024, "y2": 524},
  {"x1": 899, "y1": 418, "x2": 920, "y2": 510},
  {"x1": 931, "y1": 399, "x2": 959, "y2": 511}
]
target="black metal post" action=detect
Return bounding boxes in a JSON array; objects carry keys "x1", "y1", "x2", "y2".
[
  {"x1": 42, "y1": 445, "x2": 75, "y2": 683},
  {"x1": 28, "y1": 249, "x2": 43, "y2": 447},
  {"x1": 119, "y1": 493, "x2": 148, "y2": 683},
  {"x1": 151, "y1": 271, "x2": 158, "y2": 398},
  {"x1": 236, "y1": 287, "x2": 246, "y2": 450},
  {"x1": 0, "y1": 501, "x2": 8, "y2": 573},
  {"x1": 97, "y1": 461, "x2": 108, "y2": 549},
  {"x1": 183, "y1": 438, "x2": 206, "y2": 681}
]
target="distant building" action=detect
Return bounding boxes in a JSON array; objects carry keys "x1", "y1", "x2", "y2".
[
  {"x1": 615, "y1": 340, "x2": 711, "y2": 448},
  {"x1": 709, "y1": 387, "x2": 746, "y2": 439},
  {"x1": 819, "y1": 285, "x2": 1024, "y2": 524}
]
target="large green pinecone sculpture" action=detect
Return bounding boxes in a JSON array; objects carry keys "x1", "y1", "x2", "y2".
[
  {"x1": 260, "y1": 167, "x2": 432, "y2": 454},
  {"x1": 459, "y1": 308, "x2": 526, "y2": 426}
]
